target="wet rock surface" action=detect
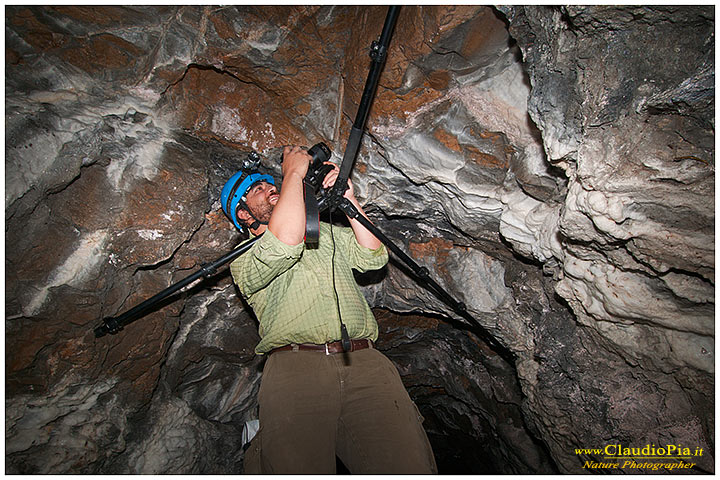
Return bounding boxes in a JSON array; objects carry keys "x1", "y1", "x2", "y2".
[{"x1": 5, "y1": 5, "x2": 714, "y2": 474}]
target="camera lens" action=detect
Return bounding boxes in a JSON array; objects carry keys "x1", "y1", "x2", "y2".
[
  {"x1": 302, "y1": 142, "x2": 334, "y2": 191},
  {"x1": 307, "y1": 142, "x2": 331, "y2": 164}
]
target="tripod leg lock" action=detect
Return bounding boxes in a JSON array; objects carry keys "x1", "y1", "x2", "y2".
[
  {"x1": 335, "y1": 197, "x2": 359, "y2": 218},
  {"x1": 370, "y1": 40, "x2": 388, "y2": 62},
  {"x1": 200, "y1": 263, "x2": 218, "y2": 278},
  {"x1": 95, "y1": 316, "x2": 123, "y2": 338}
]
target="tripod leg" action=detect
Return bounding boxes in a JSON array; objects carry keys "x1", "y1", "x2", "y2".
[
  {"x1": 329, "y1": 6, "x2": 401, "y2": 206},
  {"x1": 94, "y1": 236, "x2": 262, "y2": 337},
  {"x1": 335, "y1": 199, "x2": 515, "y2": 363},
  {"x1": 336, "y1": 199, "x2": 466, "y2": 313}
]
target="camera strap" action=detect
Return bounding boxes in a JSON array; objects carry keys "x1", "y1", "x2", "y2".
[{"x1": 304, "y1": 182, "x2": 321, "y2": 247}]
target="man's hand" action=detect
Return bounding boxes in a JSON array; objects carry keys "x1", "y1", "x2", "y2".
[
  {"x1": 282, "y1": 146, "x2": 312, "y2": 181},
  {"x1": 320, "y1": 162, "x2": 382, "y2": 250},
  {"x1": 321, "y1": 162, "x2": 357, "y2": 203}
]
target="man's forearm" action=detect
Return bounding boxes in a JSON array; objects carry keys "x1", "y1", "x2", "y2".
[
  {"x1": 268, "y1": 172, "x2": 306, "y2": 245},
  {"x1": 347, "y1": 197, "x2": 382, "y2": 250}
]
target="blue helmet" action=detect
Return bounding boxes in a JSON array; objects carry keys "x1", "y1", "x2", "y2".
[{"x1": 220, "y1": 170, "x2": 275, "y2": 231}]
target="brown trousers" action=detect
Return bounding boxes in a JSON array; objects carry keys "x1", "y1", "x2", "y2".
[{"x1": 244, "y1": 347, "x2": 437, "y2": 474}]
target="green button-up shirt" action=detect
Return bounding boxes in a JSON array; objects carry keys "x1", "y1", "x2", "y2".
[{"x1": 230, "y1": 222, "x2": 389, "y2": 354}]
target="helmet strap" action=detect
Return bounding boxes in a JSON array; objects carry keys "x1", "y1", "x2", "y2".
[{"x1": 238, "y1": 199, "x2": 269, "y2": 231}]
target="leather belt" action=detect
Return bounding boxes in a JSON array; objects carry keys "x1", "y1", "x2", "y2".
[{"x1": 269, "y1": 339, "x2": 374, "y2": 356}]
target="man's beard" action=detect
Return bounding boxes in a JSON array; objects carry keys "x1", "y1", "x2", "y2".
[{"x1": 248, "y1": 202, "x2": 274, "y2": 224}]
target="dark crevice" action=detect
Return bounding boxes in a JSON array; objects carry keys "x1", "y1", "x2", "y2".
[{"x1": 161, "y1": 63, "x2": 259, "y2": 96}]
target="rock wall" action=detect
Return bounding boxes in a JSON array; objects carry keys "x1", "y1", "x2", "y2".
[
  {"x1": 5, "y1": 5, "x2": 714, "y2": 474},
  {"x1": 497, "y1": 7, "x2": 714, "y2": 471}
]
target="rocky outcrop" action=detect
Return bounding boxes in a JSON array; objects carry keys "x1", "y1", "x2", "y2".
[
  {"x1": 5, "y1": 5, "x2": 714, "y2": 474},
  {"x1": 500, "y1": 5, "x2": 714, "y2": 372},
  {"x1": 495, "y1": 8, "x2": 714, "y2": 471}
]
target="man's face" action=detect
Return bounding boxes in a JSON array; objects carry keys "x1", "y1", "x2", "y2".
[{"x1": 241, "y1": 181, "x2": 279, "y2": 225}]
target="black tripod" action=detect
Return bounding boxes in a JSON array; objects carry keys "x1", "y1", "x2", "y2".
[
  {"x1": 93, "y1": 6, "x2": 512, "y2": 362},
  {"x1": 94, "y1": 238, "x2": 260, "y2": 337}
]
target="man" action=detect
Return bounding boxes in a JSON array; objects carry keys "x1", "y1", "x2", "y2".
[{"x1": 222, "y1": 145, "x2": 437, "y2": 474}]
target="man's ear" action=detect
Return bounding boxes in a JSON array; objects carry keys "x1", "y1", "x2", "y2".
[{"x1": 236, "y1": 208, "x2": 252, "y2": 225}]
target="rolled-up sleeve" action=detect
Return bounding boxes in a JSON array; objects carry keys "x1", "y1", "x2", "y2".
[
  {"x1": 339, "y1": 228, "x2": 389, "y2": 273},
  {"x1": 230, "y1": 230, "x2": 304, "y2": 295}
]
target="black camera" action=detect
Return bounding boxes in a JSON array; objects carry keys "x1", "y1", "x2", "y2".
[{"x1": 303, "y1": 142, "x2": 334, "y2": 192}]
